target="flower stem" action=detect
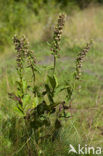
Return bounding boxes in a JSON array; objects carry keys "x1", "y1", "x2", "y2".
[{"x1": 53, "y1": 55, "x2": 56, "y2": 74}]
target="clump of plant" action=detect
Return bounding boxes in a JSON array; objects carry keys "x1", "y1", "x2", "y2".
[{"x1": 9, "y1": 14, "x2": 92, "y2": 155}]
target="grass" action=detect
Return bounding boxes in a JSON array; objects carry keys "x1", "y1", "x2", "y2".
[{"x1": 0, "y1": 6, "x2": 103, "y2": 156}]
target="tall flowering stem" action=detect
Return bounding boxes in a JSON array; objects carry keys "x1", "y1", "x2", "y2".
[
  {"x1": 75, "y1": 41, "x2": 92, "y2": 80},
  {"x1": 13, "y1": 35, "x2": 37, "y2": 96},
  {"x1": 13, "y1": 35, "x2": 27, "y2": 98},
  {"x1": 51, "y1": 13, "x2": 65, "y2": 73}
]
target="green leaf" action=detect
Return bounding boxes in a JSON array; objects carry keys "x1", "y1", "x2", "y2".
[
  {"x1": 45, "y1": 84, "x2": 54, "y2": 104},
  {"x1": 14, "y1": 107, "x2": 24, "y2": 117},
  {"x1": 59, "y1": 112, "x2": 71, "y2": 118},
  {"x1": 23, "y1": 80, "x2": 27, "y2": 92},
  {"x1": 65, "y1": 112, "x2": 71, "y2": 118},
  {"x1": 66, "y1": 86, "x2": 73, "y2": 101},
  {"x1": 16, "y1": 89, "x2": 23, "y2": 98},
  {"x1": 32, "y1": 95, "x2": 39, "y2": 108},
  {"x1": 23, "y1": 95, "x2": 31, "y2": 109},
  {"x1": 15, "y1": 103, "x2": 24, "y2": 115},
  {"x1": 54, "y1": 85, "x2": 69, "y2": 95},
  {"x1": 54, "y1": 74, "x2": 58, "y2": 87},
  {"x1": 48, "y1": 74, "x2": 58, "y2": 90},
  {"x1": 42, "y1": 65, "x2": 54, "y2": 71}
]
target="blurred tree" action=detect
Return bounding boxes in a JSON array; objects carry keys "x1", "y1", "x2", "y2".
[
  {"x1": 75, "y1": 0, "x2": 97, "y2": 8},
  {"x1": 98, "y1": 0, "x2": 103, "y2": 3}
]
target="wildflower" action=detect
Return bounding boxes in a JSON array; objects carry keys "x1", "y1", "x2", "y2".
[
  {"x1": 13, "y1": 35, "x2": 29, "y2": 70},
  {"x1": 51, "y1": 13, "x2": 66, "y2": 56},
  {"x1": 75, "y1": 41, "x2": 92, "y2": 80}
]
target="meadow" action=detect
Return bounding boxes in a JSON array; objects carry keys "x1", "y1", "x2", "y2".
[{"x1": 0, "y1": 2, "x2": 103, "y2": 156}]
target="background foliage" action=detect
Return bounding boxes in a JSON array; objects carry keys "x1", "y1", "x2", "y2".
[{"x1": 0, "y1": 0, "x2": 103, "y2": 50}]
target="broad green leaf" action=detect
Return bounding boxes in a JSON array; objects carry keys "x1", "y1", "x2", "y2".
[
  {"x1": 23, "y1": 95, "x2": 31, "y2": 109},
  {"x1": 54, "y1": 74, "x2": 58, "y2": 87},
  {"x1": 55, "y1": 85, "x2": 70, "y2": 95},
  {"x1": 14, "y1": 107, "x2": 24, "y2": 117},
  {"x1": 48, "y1": 74, "x2": 58, "y2": 90},
  {"x1": 32, "y1": 96, "x2": 39, "y2": 108},
  {"x1": 66, "y1": 86, "x2": 73, "y2": 101},
  {"x1": 45, "y1": 84, "x2": 54, "y2": 104}
]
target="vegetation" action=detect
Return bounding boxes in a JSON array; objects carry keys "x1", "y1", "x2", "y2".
[
  {"x1": 0, "y1": 1, "x2": 103, "y2": 156},
  {"x1": 0, "y1": 0, "x2": 103, "y2": 49},
  {"x1": 8, "y1": 14, "x2": 92, "y2": 155}
]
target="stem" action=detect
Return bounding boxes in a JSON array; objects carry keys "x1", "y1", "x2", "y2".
[
  {"x1": 53, "y1": 55, "x2": 56, "y2": 74},
  {"x1": 28, "y1": 56, "x2": 36, "y2": 84},
  {"x1": 19, "y1": 70, "x2": 24, "y2": 101},
  {"x1": 31, "y1": 65, "x2": 36, "y2": 84}
]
